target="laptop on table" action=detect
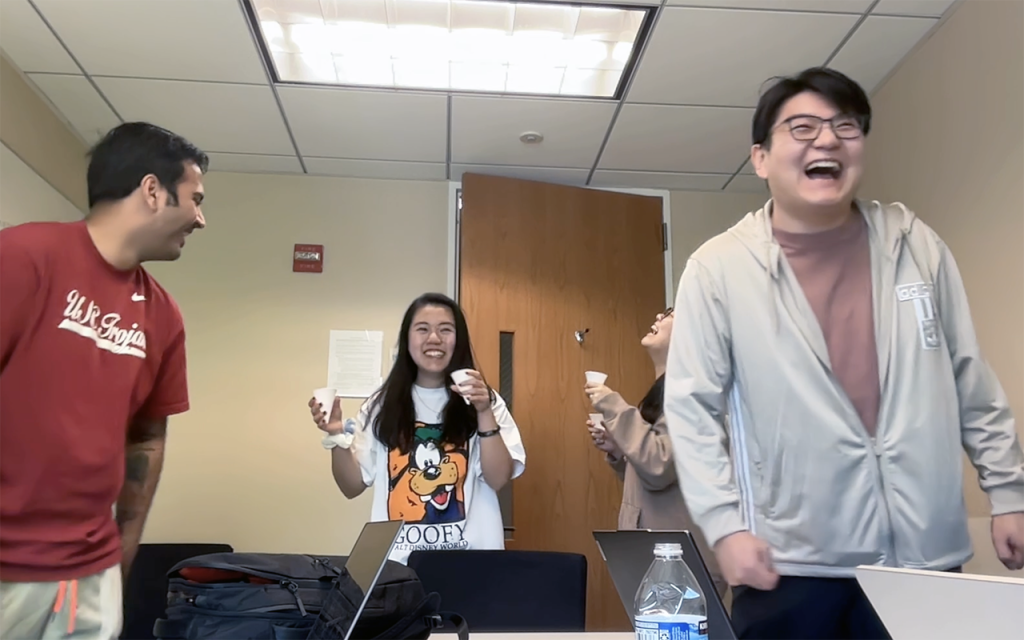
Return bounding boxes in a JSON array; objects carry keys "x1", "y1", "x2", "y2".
[
  {"x1": 593, "y1": 529, "x2": 737, "y2": 640},
  {"x1": 308, "y1": 519, "x2": 404, "y2": 640},
  {"x1": 855, "y1": 565, "x2": 1024, "y2": 640}
]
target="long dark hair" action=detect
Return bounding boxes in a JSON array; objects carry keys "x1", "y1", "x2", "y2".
[
  {"x1": 638, "y1": 374, "x2": 665, "y2": 425},
  {"x1": 370, "y1": 293, "x2": 491, "y2": 453}
]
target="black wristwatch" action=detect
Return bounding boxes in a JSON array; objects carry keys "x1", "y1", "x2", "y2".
[{"x1": 478, "y1": 428, "x2": 501, "y2": 438}]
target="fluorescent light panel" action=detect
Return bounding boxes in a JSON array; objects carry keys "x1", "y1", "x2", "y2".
[{"x1": 251, "y1": 0, "x2": 648, "y2": 98}]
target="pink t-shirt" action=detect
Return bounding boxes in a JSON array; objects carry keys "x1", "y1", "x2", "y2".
[{"x1": 774, "y1": 213, "x2": 881, "y2": 436}]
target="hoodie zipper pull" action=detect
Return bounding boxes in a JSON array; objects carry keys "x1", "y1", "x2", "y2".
[{"x1": 870, "y1": 437, "x2": 882, "y2": 457}]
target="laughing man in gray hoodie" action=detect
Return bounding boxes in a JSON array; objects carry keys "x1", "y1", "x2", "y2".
[{"x1": 664, "y1": 66, "x2": 1024, "y2": 640}]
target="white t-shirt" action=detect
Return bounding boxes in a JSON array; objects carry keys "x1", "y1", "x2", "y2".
[{"x1": 351, "y1": 385, "x2": 526, "y2": 564}]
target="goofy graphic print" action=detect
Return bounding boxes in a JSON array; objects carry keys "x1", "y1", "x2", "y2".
[{"x1": 387, "y1": 424, "x2": 470, "y2": 552}]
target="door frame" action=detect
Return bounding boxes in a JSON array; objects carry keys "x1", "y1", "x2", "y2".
[{"x1": 446, "y1": 180, "x2": 674, "y2": 308}]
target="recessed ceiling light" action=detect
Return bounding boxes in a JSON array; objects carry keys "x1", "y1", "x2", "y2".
[{"x1": 247, "y1": 0, "x2": 653, "y2": 99}]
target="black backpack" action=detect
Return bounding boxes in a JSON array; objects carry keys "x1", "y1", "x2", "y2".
[{"x1": 152, "y1": 552, "x2": 467, "y2": 640}]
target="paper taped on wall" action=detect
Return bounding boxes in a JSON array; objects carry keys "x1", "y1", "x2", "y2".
[{"x1": 327, "y1": 330, "x2": 384, "y2": 398}]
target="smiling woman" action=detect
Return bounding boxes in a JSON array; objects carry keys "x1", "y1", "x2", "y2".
[
  {"x1": 584, "y1": 307, "x2": 726, "y2": 600},
  {"x1": 306, "y1": 292, "x2": 527, "y2": 564}
]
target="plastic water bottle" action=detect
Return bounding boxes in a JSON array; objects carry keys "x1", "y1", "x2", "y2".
[{"x1": 633, "y1": 542, "x2": 708, "y2": 640}]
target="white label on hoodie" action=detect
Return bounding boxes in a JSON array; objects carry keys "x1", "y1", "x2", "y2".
[{"x1": 896, "y1": 281, "x2": 941, "y2": 350}]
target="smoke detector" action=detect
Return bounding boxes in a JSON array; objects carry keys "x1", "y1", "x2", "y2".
[{"x1": 519, "y1": 131, "x2": 544, "y2": 144}]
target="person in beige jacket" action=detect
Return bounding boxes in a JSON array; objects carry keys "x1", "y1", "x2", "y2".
[{"x1": 585, "y1": 308, "x2": 726, "y2": 599}]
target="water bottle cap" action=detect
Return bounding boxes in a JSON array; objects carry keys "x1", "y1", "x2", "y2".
[{"x1": 653, "y1": 542, "x2": 683, "y2": 556}]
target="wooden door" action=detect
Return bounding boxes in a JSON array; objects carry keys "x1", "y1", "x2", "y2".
[{"x1": 458, "y1": 173, "x2": 666, "y2": 631}]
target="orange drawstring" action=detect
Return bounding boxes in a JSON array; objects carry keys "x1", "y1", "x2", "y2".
[
  {"x1": 69, "y1": 580, "x2": 78, "y2": 634},
  {"x1": 51, "y1": 579, "x2": 79, "y2": 634},
  {"x1": 52, "y1": 581, "x2": 66, "y2": 613}
]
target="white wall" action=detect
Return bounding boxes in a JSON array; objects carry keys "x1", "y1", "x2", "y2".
[{"x1": 0, "y1": 142, "x2": 83, "y2": 226}]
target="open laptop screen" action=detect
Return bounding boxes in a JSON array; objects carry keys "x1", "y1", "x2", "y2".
[
  {"x1": 344, "y1": 520, "x2": 404, "y2": 595},
  {"x1": 307, "y1": 520, "x2": 405, "y2": 640},
  {"x1": 856, "y1": 565, "x2": 1024, "y2": 640},
  {"x1": 594, "y1": 529, "x2": 737, "y2": 640}
]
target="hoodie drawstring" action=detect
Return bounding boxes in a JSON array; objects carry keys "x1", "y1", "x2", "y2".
[
  {"x1": 767, "y1": 242, "x2": 781, "y2": 334},
  {"x1": 53, "y1": 579, "x2": 79, "y2": 634}
]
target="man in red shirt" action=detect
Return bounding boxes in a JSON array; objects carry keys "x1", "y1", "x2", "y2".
[{"x1": 0, "y1": 122, "x2": 208, "y2": 639}]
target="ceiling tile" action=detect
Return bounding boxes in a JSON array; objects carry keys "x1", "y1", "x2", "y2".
[
  {"x1": 0, "y1": 0, "x2": 78, "y2": 73},
  {"x1": 740, "y1": 158, "x2": 756, "y2": 174},
  {"x1": 207, "y1": 153, "x2": 302, "y2": 175},
  {"x1": 451, "y1": 96, "x2": 616, "y2": 167},
  {"x1": 829, "y1": 16, "x2": 938, "y2": 94},
  {"x1": 628, "y1": 7, "x2": 859, "y2": 106},
  {"x1": 726, "y1": 174, "x2": 769, "y2": 193},
  {"x1": 665, "y1": 0, "x2": 872, "y2": 12},
  {"x1": 600, "y1": 105, "x2": 752, "y2": 174},
  {"x1": 591, "y1": 170, "x2": 730, "y2": 191},
  {"x1": 872, "y1": 0, "x2": 957, "y2": 17},
  {"x1": 450, "y1": 164, "x2": 590, "y2": 186},
  {"x1": 34, "y1": 0, "x2": 266, "y2": 83},
  {"x1": 304, "y1": 158, "x2": 447, "y2": 181},
  {"x1": 26, "y1": 73, "x2": 120, "y2": 145},
  {"x1": 278, "y1": 87, "x2": 447, "y2": 162},
  {"x1": 94, "y1": 78, "x2": 294, "y2": 155}
]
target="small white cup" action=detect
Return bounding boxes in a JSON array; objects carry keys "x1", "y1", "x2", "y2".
[
  {"x1": 450, "y1": 369, "x2": 474, "y2": 404},
  {"x1": 589, "y1": 413, "x2": 606, "y2": 431},
  {"x1": 313, "y1": 387, "x2": 338, "y2": 423},
  {"x1": 585, "y1": 371, "x2": 608, "y2": 385}
]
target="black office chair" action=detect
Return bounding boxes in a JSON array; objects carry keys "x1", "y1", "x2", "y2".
[
  {"x1": 120, "y1": 542, "x2": 233, "y2": 640},
  {"x1": 407, "y1": 549, "x2": 587, "y2": 631}
]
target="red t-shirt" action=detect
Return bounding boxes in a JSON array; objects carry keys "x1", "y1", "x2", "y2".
[{"x1": 0, "y1": 220, "x2": 189, "y2": 581}]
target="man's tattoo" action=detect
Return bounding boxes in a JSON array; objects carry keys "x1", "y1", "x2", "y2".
[
  {"x1": 116, "y1": 507, "x2": 138, "y2": 532},
  {"x1": 125, "y1": 450, "x2": 150, "y2": 484},
  {"x1": 127, "y1": 418, "x2": 168, "y2": 445},
  {"x1": 117, "y1": 427, "x2": 165, "y2": 547}
]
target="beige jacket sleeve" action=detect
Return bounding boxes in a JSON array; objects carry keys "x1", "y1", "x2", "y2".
[
  {"x1": 606, "y1": 453, "x2": 627, "y2": 481},
  {"x1": 594, "y1": 391, "x2": 676, "y2": 492}
]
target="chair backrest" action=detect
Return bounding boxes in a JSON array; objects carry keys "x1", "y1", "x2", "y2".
[
  {"x1": 406, "y1": 550, "x2": 587, "y2": 631},
  {"x1": 121, "y1": 542, "x2": 233, "y2": 640}
]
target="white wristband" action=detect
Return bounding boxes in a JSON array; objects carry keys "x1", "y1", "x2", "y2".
[
  {"x1": 322, "y1": 419, "x2": 357, "y2": 450},
  {"x1": 322, "y1": 432, "x2": 354, "y2": 449}
]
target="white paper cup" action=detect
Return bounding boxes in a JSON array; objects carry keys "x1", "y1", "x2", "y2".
[
  {"x1": 450, "y1": 369, "x2": 473, "y2": 404},
  {"x1": 585, "y1": 371, "x2": 608, "y2": 385},
  {"x1": 589, "y1": 413, "x2": 606, "y2": 431},
  {"x1": 313, "y1": 387, "x2": 338, "y2": 423}
]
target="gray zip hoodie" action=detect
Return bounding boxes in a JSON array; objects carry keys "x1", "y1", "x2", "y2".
[{"x1": 665, "y1": 199, "x2": 1024, "y2": 578}]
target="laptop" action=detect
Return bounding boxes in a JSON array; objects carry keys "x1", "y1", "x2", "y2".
[
  {"x1": 308, "y1": 519, "x2": 405, "y2": 640},
  {"x1": 855, "y1": 565, "x2": 1024, "y2": 640},
  {"x1": 594, "y1": 530, "x2": 737, "y2": 640}
]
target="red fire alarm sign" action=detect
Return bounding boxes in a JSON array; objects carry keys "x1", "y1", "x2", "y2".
[{"x1": 293, "y1": 244, "x2": 324, "y2": 273}]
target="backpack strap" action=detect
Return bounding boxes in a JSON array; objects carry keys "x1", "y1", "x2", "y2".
[
  {"x1": 372, "y1": 593, "x2": 469, "y2": 640},
  {"x1": 433, "y1": 612, "x2": 469, "y2": 640}
]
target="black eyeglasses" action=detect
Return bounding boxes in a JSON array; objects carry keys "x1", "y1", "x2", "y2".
[{"x1": 780, "y1": 114, "x2": 864, "y2": 142}]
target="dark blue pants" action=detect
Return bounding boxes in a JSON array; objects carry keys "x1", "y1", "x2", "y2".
[{"x1": 730, "y1": 568, "x2": 961, "y2": 640}]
